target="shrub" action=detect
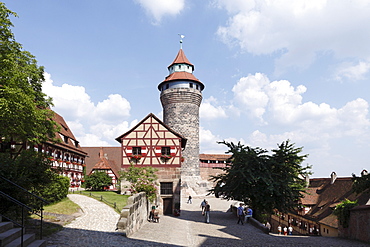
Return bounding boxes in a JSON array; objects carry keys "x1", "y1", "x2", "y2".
[
  {"x1": 84, "y1": 171, "x2": 112, "y2": 191},
  {"x1": 39, "y1": 175, "x2": 70, "y2": 203}
]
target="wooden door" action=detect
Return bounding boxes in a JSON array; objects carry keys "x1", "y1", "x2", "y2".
[{"x1": 163, "y1": 198, "x2": 173, "y2": 215}]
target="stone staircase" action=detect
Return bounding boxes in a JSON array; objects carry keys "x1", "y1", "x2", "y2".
[{"x1": 0, "y1": 216, "x2": 46, "y2": 247}]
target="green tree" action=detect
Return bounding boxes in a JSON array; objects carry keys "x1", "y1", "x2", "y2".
[
  {"x1": 269, "y1": 140, "x2": 311, "y2": 212},
  {"x1": 0, "y1": 2, "x2": 58, "y2": 147},
  {"x1": 0, "y1": 150, "x2": 62, "y2": 214},
  {"x1": 210, "y1": 140, "x2": 311, "y2": 219},
  {"x1": 120, "y1": 164, "x2": 158, "y2": 202},
  {"x1": 84, "y1": 171, "x2": 113, "y2": 191},
  {"x1": 333, "y1": 199, "x2": 358, "y2": 228}
]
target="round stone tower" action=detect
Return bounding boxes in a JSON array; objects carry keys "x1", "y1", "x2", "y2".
[{"x1": 158, "y1": 48, "x2": 205, "y2": 184}]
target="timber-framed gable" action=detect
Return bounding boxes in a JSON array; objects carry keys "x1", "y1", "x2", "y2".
[{"x1": 116, "y1": 113, "x2": 186, "y2": 168}]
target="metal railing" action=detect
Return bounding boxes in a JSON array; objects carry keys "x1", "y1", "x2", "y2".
[{"x1": 0, "y1": 175, "x2": 48, "y2": 244}]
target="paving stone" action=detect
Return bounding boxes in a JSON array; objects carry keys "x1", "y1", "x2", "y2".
[{"x1": 45, "y1": 194, "x2": 369, "y2": 247}]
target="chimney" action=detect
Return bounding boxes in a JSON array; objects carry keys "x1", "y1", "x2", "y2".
[
  {"x1": 361, "y1": 169, "x2": 368, "y2": 176},
  {"x1": 305, "y1": 175, "x2": 310, "y2": 187},
  {"x1": 330, "y1": 171, "x2": 337, "y2": 184}
]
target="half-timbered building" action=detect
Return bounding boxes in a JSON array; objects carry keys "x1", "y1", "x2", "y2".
[
  {"x1": 115, "y1": 113, "x2": 187, "y2": 215},
  {"x1": 44, "y1": 112, "x2": 87, "y2": 187},
  {"x1": 83, "y1": 147, "x2": 120, "y2": 190}
]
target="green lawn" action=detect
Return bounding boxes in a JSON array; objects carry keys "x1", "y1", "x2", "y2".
[
  {"x1": 44, "y1": 197, "x2": 81, "y2": 215},
  {"x1": 69, "y1": 190, "x2": 130, "y2": 213}
]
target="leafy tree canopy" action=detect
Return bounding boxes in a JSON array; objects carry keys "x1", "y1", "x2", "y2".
[
  {"x1": 0, "y1": 2, "x2": 58, "y2": 145},
  {"x1": 352, "y1": 171, "x2": 370, "y2": 194},
  {"x1": 0, "y1": 150, "x2": 64, "y2": 212},
  {"x1": 84, "y1": 171, "x2": 113, "y2": 191},
  {"x1": 120, "y1": 164, "x2": 158, "y2": 202},
  {"x1": 210, "y1": 140, "x2": 311, "y2": 217}
]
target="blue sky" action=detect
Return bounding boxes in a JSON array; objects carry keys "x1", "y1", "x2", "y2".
[{"x1": 4, "y1": 0, "x2": 370, "y2": 178}]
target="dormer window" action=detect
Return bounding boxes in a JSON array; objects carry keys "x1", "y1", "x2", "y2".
[{"x1": 64, "y1": 136, "x2": 68, "y2": 144}]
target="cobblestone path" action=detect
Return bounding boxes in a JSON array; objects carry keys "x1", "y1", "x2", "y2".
[{"x1": 45, "y1": 194, "x2": 369, "y2": 247}]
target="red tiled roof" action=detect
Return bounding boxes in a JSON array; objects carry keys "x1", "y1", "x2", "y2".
[
  {"x1": 199, "y1": 154, "x2": 231, "y2": 161},
  {"x1": 163, "y1": 71, "x2": 201, "y2": 83},
  {"x1": 82, "y1": 147, "x2": 121, "y2": 177},
  {"x1": 46, "y1": 111, "x2": 87, "y2": 156},
  {"x1": 168, "y1": 49, "x2": 194, "y2": 68},
  {"x1": 300, "y1": 176, "x2": 370, "y2": 229}
]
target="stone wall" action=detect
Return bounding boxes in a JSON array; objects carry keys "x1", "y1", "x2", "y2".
[
  {"x1": 339, "y1": 205, "x2": 370, "y2": 243},
  {"x1": 116, "y1": 192, "x2": 148, "y2": 237},
  {"x1": 230, "y1": 204, "x2": 269, "y2": 234},
  {"x1": 161, "y1": 88, "x2": 202, "y2": 178},
  {"x1": 200, "y1": 165, "x2": 226, "y2": 186}
]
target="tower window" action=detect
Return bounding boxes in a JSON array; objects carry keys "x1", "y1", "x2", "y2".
[
  {"x1": 189, "y1": 83, "x2": 193, "y2": 88},
  {"x1": 166, "y1": 84, "x2": 169, "y2": 89},
  {"x1": 179, "y1": 65, "x2": 181, "y2": 69},
  {"x1": 133, "y1": 147, "x2": 142, "y2": 155},
  {"x1": 196, "y1": 84, "x2": 199, "y2": 90}
]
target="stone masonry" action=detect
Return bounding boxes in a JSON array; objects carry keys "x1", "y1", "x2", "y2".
[
  {"x1": 161, "y1": 88, "x2": 202, "y2": 178},
  {"x1": 116, "y1": 192, "x2": 148, "y2": 237}
]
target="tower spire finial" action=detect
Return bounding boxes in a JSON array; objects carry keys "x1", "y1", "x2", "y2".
[{"x1": 178, "y1": 34, "x2": 185, "y2": 49}]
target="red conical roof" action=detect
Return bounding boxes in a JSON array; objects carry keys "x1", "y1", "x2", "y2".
[{"x1": 168, "y1": 49, "x2": 194, "y2": 68}]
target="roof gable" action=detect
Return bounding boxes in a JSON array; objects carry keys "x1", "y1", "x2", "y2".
[{"x1": 115, "y1": 113, "x2": 187, "y2": 148}]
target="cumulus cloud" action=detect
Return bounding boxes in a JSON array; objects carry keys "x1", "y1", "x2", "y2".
[
  {"x1": 231, "y1": 73, "x2": 370, "y2": 140},
  {"x1": 200, "y1": 96, "x2": 228, "y2": 120},
  {"x1": 215, "y1": 0, "x2": 370, "y2": 75},
  {"x1": 42, "y1": 72, "x2": 133, "y2": 146},
  {"x1": 135, "y1": 0, "x2": 185, "y2": 24},
  {"x1": 232, "y1": 73, "x2": 269, "y2": 122},
  {"x1": 199, "y1": 127, "x2": 225, "y2": 153}
]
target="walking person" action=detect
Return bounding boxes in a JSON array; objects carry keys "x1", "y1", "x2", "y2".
[
  {"x1": 200, "y1": 199, "x2": 206, "y2": 215},
  {"x1": 204, "y1": 201, "x2": 210, "y2": 223},
  {"x1": 187, "y1": 195, "x2": 192, "y2": 204},
  {"x1": 283, "y1": 226, "x2": 288, "y2": 235},
  {"x1": 278, "y1": 225, "x2": 282, "y2": 235},
  {"x1": 288, "y1": 225, "x2": 293, "y2": 235},
  {"x1": 237, "y1": 203, "x2": 244, "y2": 225}
]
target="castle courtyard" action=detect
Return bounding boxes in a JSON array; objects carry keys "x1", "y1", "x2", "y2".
[{"x1": 45, "y1": 194, "x2": 369, "y2": 247}]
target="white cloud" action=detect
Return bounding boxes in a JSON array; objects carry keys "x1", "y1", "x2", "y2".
[
  {"x1": 42, "y1": 72, "x2": 133, "y2": 146},
  {"x1": 334, "y1": 61, "x2": 370, "y2": 81},
  {"x1": 216, "y1": 0, "x2": 370, "y2": 75},
  {"x1": 135, "y1": 0, "x2": 185, "y2": 24},
  {"x1": 199, "y1": 127, "x2": 225, "y2": 153},
  {"x1": 96, "y1": 94, "x2": 131, "y2": 122},
  {"x1": 200, "y1": 96, "x2": 228, "y2": 120},
  {"x1": 230, "y1": 73, "x2": 370, "y2": 140},
  {"x1": 232, "y1": 73, "x2": 269, "y2": 122}
]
